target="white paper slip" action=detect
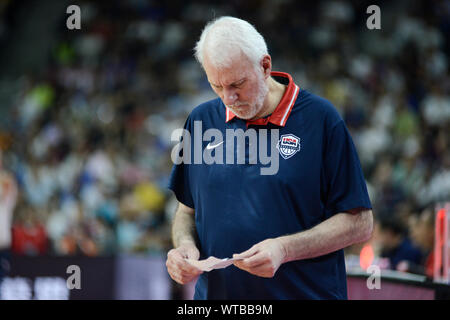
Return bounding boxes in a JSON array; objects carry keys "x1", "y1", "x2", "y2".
[{"x1": 186, "y1": 256, "x2": 244, "y2": 272}]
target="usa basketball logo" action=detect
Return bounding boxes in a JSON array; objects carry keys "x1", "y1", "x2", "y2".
[{"x1": 277, "y1": 134, "x2": 301, "y2": 159}]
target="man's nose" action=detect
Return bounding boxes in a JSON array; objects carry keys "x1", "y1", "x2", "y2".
[{"x1": 222, "y1": 89, "x2": 238, "y2": 106}]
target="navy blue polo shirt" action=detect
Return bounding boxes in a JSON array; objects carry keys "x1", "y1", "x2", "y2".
[{"x1": 168, "y1": 72, "x2": 372, "y2": 299}]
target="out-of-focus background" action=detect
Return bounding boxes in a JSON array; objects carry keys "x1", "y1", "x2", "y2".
[{"x1": 0, "y1": 0, "x2": 449, "y2": 299}]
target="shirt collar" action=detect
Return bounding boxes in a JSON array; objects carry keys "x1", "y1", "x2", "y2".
[{"x1": 225, "y1": 71, "x2": 300, "y2": 127}]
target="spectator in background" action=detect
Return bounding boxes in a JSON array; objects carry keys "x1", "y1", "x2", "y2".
[
  {"x1": 11, "y1": 203, "x2": 48, "y2": 256},
  {"x1": 397, "y1": 207, "x2": 435, "y2": 278},
  {"x1": 376, "y1": 215, "x2": 423, "y2": 271},
  {"x1": 0, "y1": 149, "x2": 18, "y2": 283}
]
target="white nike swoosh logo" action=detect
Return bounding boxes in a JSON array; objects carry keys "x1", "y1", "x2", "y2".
[{"x1": 206, "y1": 141, "x2": 224, "y2": 150}]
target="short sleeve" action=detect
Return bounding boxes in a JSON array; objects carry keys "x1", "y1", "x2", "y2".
[
  {"x1": 323, "y1": 120, "x2": 372, "y2": 215},
  {"x1": 168, "y1": 117, "x2": 195, "y2": 209}
]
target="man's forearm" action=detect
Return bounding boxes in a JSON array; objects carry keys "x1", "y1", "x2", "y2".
[
  {"x1": 277, "y1": 210, "x2": 373, "y2": 263},
  {"x1": 172, "y1": 207, "x2": 197, "y2": 248}
]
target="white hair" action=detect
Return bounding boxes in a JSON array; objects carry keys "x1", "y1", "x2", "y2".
[{"x1": 194, "y1": 16, "x2": 268, "y2": 69}]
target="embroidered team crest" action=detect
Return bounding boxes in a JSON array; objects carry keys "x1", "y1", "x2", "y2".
[{"x1": 277, "y1": 134, "x2": 301, "y2": 159}]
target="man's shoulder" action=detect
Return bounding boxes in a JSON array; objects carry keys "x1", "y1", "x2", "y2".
[
  {"x1": 295, "y1": 89, "x2": 343, "y2": 127},
  {"x1": 188, "y1": 97, "x2": 223, "y2": 121}
]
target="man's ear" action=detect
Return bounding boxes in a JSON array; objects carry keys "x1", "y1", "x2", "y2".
[{"x1": 260, "y1": 55, "x2": 272, "y2": 79}]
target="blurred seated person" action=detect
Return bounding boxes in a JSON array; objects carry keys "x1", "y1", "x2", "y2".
[
  {"x1": 397, "y1": 207, "x2": 434, "y2": 278},
  {"x1": 11, "y1": 203, "x2": 48, "y2": 255},
  {"x1": 376, "y1": 215, "x2": 423, "y2": 271}
]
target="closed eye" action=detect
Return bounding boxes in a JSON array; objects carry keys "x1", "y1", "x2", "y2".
[
  {"x1": 210, "y1": 83, "x2": 222, "y2": 90},
  {"x1": 232, "y1": 79, "x2": 246, "y2": 88},
  {"x1": 210, "y1": 78, "x2": 246, "y2": 90}
]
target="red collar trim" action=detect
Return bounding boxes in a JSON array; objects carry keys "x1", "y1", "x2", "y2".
[{"x1": 225, "y1": 71, "x2": 299, "y2": 127}]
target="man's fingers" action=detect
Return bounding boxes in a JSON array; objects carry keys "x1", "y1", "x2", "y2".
[
  {"x1": 167, "y1": 249, "x2": 203, "y2": 277},
  {"x1": 240, "y1": 251, "x2": 268, "y2": 268},
  {"x1": 233, "y1": 258, "x2": 277, "y2": 278},
  {"x1": 168, "y1": 249, "x2": 196, "y2": 268},
  {"x1": 234, "y1": 251, "x2": 266, "y2": 271},
  {"x1": 172, "y1": 256, "x2": 203, "y2": 274},
  {"x1": 181, "y1": 259, "x2": 204, "y2": 274},
  {"x1": 168, "y1": 270, "x2": 191, "y2": 285},
  {"x1": 167, "y1": 248, "x2": 186, "y2": 260},
  {"x1": 244, "y1": 264, "x2": 275, "y2": 278},
  {"x1": 233, "y1": 244, "x2": 261, "y2": 271},
  {"x1": 167, "y1": 262, "x2": 201, "y2": 285},
  {"x1": 233, "y1": 245, "x2": 259, "y2": 260}
]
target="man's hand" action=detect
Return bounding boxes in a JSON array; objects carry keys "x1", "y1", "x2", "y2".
[
  {"x1": 166, "y1": 241, "x2": 203, "y2": 284},
  {"x1": 232, "y1": 238, "x2": 287, "y2": 278}
]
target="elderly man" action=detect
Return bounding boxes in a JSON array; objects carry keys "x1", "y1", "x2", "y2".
[{"x1": 166, "y1": 16, "x2": 373, "y2": 299}]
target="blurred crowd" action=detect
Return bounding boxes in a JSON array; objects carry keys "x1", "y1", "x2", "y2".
[{"x1": 0, "y1": 0, "x2": 449, "y2": 278}]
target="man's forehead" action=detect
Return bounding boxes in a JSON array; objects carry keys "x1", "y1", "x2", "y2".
[
  {"x1": 204, "y1": 51, "x2": 254, "y2": 79},
  {"x1": 204, "y1": 60, "x2": 253, "y2": 85}
]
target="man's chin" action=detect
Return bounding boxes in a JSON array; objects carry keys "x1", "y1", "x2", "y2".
[
  {"x1": 230, "y1": 107, "x2": 257, "y2": 120},
  {"x1": 233, "y1": 112, "x2": 256, "y2": 120}
]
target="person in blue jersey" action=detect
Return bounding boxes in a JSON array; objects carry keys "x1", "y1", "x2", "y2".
[{"x1": 166, "y1": 16, "x2": 374, "y2": 299}]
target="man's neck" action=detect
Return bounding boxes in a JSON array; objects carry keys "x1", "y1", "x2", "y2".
[{"x1": 252, "y1": 77, "x2": 286, "y2": 120}]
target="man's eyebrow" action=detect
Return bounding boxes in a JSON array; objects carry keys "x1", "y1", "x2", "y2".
[
  {"x1": 231, "y1": 78, "x2": 246, "y2": 86},
  {"x1": 210, "y1": 78, "x2": 246, "y2": 88}
]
